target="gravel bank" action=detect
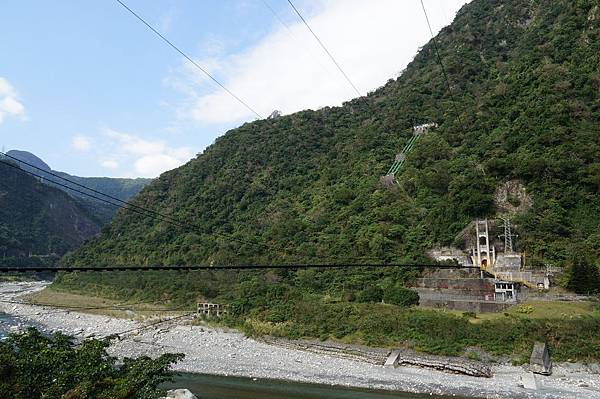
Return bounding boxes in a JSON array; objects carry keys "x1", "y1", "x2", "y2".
[{"x1": 1, "y1": 281, "x2": 599, "y2": 399}]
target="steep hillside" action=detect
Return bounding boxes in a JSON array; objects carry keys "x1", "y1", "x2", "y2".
[
  {"x1": 6, "y1": 150, "x2": 151, "y2": 224},
  {"x1": 0, "y1": 160, "x2": 100, "y2": 266},
  {"x1": 53, "y1": 0, "x2": 600, "y2": 361},
  {"x1": 64, "y1": 0, "x2": 599, "y2": 269}
]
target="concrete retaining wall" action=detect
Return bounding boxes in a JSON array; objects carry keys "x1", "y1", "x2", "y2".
[{"x1": 419, "y1": 297, "x2": 513, "y2": 312}]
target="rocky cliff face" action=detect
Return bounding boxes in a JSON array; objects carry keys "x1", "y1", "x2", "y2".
[
  {"x1": 5, "y1": 150, "x2": 151, "y2": 225},
  {"x1": 0, "y1": 160, "x2": 100, "y2": 265}
]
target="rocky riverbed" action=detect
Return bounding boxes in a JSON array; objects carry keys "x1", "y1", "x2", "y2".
[{"x1": 1, "y1": 281, "x2": 599, "y2": 399}]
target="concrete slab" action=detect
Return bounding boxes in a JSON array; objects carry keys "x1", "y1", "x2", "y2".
[
  {"x1": 384, "y1": 350, "x2": 401, "y2": 367},
  {"x1": 521, "y1": 371, "x2": 539, "y2": 390}
]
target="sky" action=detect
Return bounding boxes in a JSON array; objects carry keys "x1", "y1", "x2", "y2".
[{"x1": 0, "y1": 0, "x2": 468, "y2": 178}]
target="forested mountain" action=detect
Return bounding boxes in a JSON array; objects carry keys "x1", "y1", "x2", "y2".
[
  {"x1": 0, "y1": 160, "x2": 100, "y2": 266},
  {"x1": 53, "y1": 0, "x2": 600, "y2": 360},
  {"x1": 64, "y1": 0, "x2": 599, "y2": 270},
  {"x1": 6, "y1": 150, "x2": 151, "y2": 224}
]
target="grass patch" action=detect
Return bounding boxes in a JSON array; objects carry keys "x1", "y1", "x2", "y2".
[
  {"x1": 505, "y1": 300, "x2": 597, "y2": 319},
  {"x1": 23, "y1": 286, "x2": 191, "y2": 320},
  {"x1": 422, "y1": 300, "x2": 598, "y2": 323}
]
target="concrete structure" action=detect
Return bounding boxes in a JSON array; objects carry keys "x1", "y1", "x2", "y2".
[
  {"x1": 384, "y1": 350, "x2": 401, "y2": 367},
  {"x1": 530, "y1": 342, "x2": 552, "y2": 375},
  {"x1": 494, "y1": 253, "x2": 522, "y2": 270},
  {"x1": 197, "y1": 302, "x2": 227, "y2": 318},
  {"x1": 413, "y1": 122, "x2": 438, "y2": 134},
  {"x1": 428, "y1": 247, "x2": 473, "y2": 267},
  {"x1": 382, "y1": 122, "x2": 438, "y2": 186},
  {"x1": 267, "y1": 110, "x2": 282, "y2": 119},
  {"x1": 414, "y1": 268, "x2": 515, "y2": 312},
  {"x1": 394, "y1": 153, "x2": 406, "y2": 162},
  {"x1": 423, "y1": 217, "x2": 563, "y2": 311},
  {"x1": 472, "y1": 220, "x2": 496, "y2": 269},
  {"x1": 494, "y1": 281, "x2": 517, "y2": 302},
  {"x1": 521, "y1": 372, "x2": 539, "y2": 390}
]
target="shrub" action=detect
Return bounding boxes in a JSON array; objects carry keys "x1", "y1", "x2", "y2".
[
  {"x1": 383, "y1": 286, "x2": 419, "y2": 307},
  {"x1": 516, "y1": 305, "x2": 534, "y2": 314},
  {"x1": 357, "y1": 285, "x2": 383, "y2": 303}
]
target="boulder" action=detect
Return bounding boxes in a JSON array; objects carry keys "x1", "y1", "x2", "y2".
[
  {"x1": 530, "y1": 342, "x2": 552, "y2": 375},
  {"x1": 161, "y1": 389, "x2": 197, "y2": 399}
]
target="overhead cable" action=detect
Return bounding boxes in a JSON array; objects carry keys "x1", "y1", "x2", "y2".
[
  {"x1": 114, "y1": 0, "x2": 263, "y2": 119},
  {"x1": 286, "y1": 0, "x2": 362, "y2": 97}
]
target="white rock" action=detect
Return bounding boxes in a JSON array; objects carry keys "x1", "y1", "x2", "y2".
[{"x1": 162, "y1": 388, "x2": 197, "y2": 399}]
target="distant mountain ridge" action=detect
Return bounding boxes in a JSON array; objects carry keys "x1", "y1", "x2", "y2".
[
  {"x1": 6, "y1": 150, "x2": 151, "y2": 224},
  {"x1": 0, "y1": 158, "x2": 101, "y2": 266}
]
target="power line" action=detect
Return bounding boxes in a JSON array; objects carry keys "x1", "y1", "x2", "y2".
[
  {"x1": 0, "y1": 154, "x2": 427, "y2": 264},
  {"x1": 261, "y1": 0, "x2": 332, "y2": 77},
  {"x1": 0, "y1": 156, "x2": 463, "y2": 265},
  {"x1": 286, "y1": 0, "x2": 362, "y2": 97},
  {"x1": 0, "y1": 263, "x2": 476, "y2": 273},
  {"x1": 0, "y1": 155, "x2": 271, "y2": 252},
  {"x1": 2, "y1": 152, "x2": 192, "y2": 230},
  {"x1": 113, "y1": 0, "x2": 263, "y2": 119},
  {"x1": 419, "y1": 0, "x2": 462, "y2": 122},
  {"x1": 1, "y1": 155, "x2": 468, "y2": 267},
  {"x1": 0, "y1": 158, "x2": 156, "y2": 221}
]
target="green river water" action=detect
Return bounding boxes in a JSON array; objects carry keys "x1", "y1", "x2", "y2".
[{"x1": 165, "y1": 373, "x2": 460, "y2": 399}]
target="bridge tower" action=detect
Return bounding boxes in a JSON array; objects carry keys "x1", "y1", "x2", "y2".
[{"x1": 474, "y1": 219, "x2": 495, "y2": 269}]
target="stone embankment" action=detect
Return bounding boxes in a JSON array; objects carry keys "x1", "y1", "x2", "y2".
[
  {"x1": 385, "y1": 349, "x2": 492, "y2": 377},
  {"x1": 260, "y1": 337, "x2": 389, "y2": 364}
]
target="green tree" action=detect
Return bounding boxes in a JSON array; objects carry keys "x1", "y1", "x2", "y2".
[{"x1": 0, "y1": 328, "x2": 183, "y2": 399}]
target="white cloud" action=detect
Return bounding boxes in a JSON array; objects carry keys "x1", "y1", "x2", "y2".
[
  {"x1": 134, "y1": 154, "x2": 185, "y2": 177},
  {"x1": 100, "y1": 159, "x2": 119, "y2": 170},
  {"x1": 170, "y1": 0, "x2": 468, "y2": 124},
  {"x1": 71, "y1": 135, "x2": 92, "y2": 152},
  {"x1": 0, "y1": 77, "x2": 25, "y2": 124},
  {"x1": 101, "y1": 128, "x2": 194, "y2": 177}
]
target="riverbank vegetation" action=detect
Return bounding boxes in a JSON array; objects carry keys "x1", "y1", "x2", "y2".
[
  {"x1": 52, "y1": 270, "x2": 600, "y2": 363},
  {"x1": 0, "y1": 328, "x2": 182, "y2": 399}
]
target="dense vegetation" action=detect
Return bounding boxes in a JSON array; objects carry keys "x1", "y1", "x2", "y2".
[
  {"x1": 54, "y1": 0, "x2": 599, "y2": 359},
  {"x1": 0, "y1": 160, "x2": 100, "y2": 266},
  {"x1": 63, "y1": 0, "x2": 599, "y2": 269},
  {"x1": 6, "y1": 150, "x2": 151, "y2": 225},
  {"x1": 0, "y1": 328, "x2": 182, "y2": 399}
]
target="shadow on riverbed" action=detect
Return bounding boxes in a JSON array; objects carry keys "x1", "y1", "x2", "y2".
[{"x1": 164, "y1": 373, "x2": 462, "y2": 399}]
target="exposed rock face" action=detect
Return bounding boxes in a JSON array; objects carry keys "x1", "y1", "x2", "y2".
[
  {"x1": 161, "y1": 389, "x2": 197, "y2": 399},
  {"x1": 530, "y1": 342, "x2": 552, "y2": 375},
  {"x1": 380, "y1": 174, "x2": 396, "y2": 188},
  {"x1": 494, "y1": 180, "x2": 532, "y2": 215}
]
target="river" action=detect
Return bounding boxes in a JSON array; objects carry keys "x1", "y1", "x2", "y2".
[{"x1": 165, "y1": 373, "x2": 458, "y2": 399}]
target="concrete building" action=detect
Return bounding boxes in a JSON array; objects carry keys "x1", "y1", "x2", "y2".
[
  {"x1": 197, "y1": 302, "x2": 227, "y2": 318},
  {"x1": 494, "y1": 281, "x2": 517, "y2": 302}
]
